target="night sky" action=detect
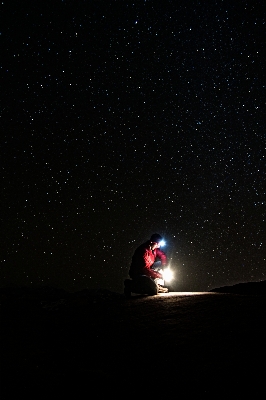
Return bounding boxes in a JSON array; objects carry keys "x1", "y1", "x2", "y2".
[{"x1": 1, "y1": 1, "x2": 265, "y2": 293}]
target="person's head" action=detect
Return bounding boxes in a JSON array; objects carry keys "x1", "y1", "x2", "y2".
[{"x1": 150, "y1": 233, "x2": 163, "y2": 249}]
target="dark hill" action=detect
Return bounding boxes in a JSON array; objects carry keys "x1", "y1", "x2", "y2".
[{"x1": 210, "y1": 280, "x2": 266, "y2": 295}]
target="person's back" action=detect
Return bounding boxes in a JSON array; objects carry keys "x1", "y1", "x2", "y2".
[{"x1": 129, "y1": 241, "x2": 152, "y2": 278}]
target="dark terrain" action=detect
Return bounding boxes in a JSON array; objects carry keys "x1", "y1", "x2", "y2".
[{"x1": 1, "y1": 281, "x2": 266, "y2": 397}]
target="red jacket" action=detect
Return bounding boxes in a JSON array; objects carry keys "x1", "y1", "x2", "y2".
[{"x1": 129, "y1": 241, "x2": 167, "y2": 279}]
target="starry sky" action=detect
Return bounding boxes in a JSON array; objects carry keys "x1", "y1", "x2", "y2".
[{"x1": 1, "y1": 1, "x2": 265, "y2": 293}]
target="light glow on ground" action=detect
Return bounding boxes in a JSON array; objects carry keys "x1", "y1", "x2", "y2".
[{"x1": 158, "y1": 292, "x2": 215, "y2": 296}]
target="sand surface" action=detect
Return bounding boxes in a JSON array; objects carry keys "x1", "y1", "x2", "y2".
[{"x1": 1, "y1": 286, "x2": 266, "y2": 396}]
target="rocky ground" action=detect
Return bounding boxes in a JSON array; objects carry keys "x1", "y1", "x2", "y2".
[{"x1": 1, "y1": 281, "x2": 266, "y2": 397}]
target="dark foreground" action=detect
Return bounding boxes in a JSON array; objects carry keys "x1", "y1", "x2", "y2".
[{"x1": 1, "y1": 283, "x2": 266, "y2": 397}]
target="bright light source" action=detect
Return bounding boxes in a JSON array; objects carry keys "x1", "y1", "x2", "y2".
[
  {"x1": 162, "y1": 267, "x2": 173, "y2": 283},
  {"x1": 159, "y1": 240, "x2": 166, "y2": 247}
]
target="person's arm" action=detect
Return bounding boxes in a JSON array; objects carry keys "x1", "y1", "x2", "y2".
[
  {"x1": 156, "y1": 248, "x2": 167, "y2": 266},
  {"x1": 143, "y1": 266, "x2": 163, "y2": 279},
  {"x1": 143, "y1": 249, "x2": 163, "y2": 279}
]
